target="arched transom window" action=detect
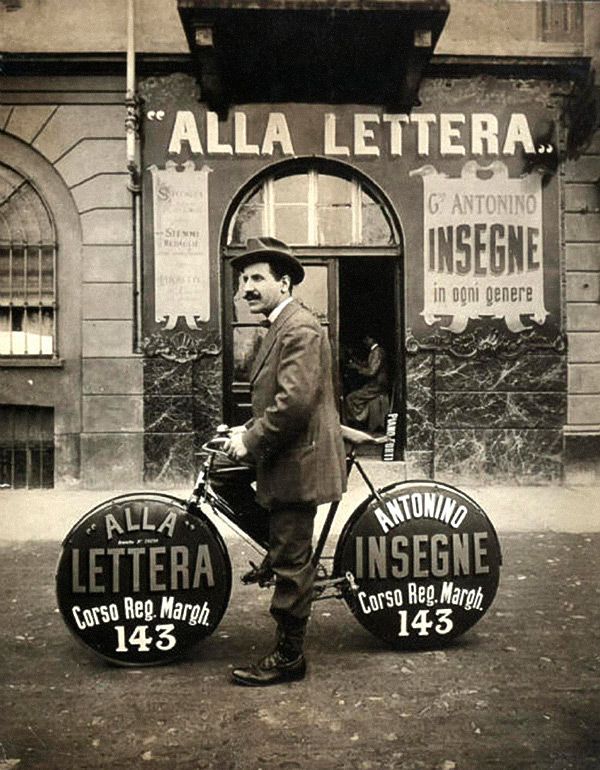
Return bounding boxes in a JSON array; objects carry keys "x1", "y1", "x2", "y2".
[
  {"x1": 0, "y1": 162, "x2": 56, "y2": 356},
  {"x1": 227, "y1": 169, "x2": 398, "y2": 247}
]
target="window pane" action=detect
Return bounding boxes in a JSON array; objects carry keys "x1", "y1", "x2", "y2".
[
  {"x1": 25, "y1": 246, "x2": 41, "y2": 296},
  {"x1": 230, "y1": 204, "x2": 264, "y2": 245},
  {"x1": 317, "y1": 206, "x2": 352, "y2": 245},
  {"x1": 274, "y1": 205, "x2": 308, "y2": 245},
  {"x1": 12, "y1": 447, "x2": 27, "y2": 488},
  {"x1": 0, "y1": 308, "x2": 53, "y2": 355},
  {"x1": 0, "y1": 448, "x2": 11, "y2": 488},
  {"x1": 0, "y1": 407, "x2": 54, "y2": 488},
  {"x1": 11, "y1": 247, "x2": 25, "y2": 299},
  {"x1": 294, "y1": 265, "x2": 328, "y2": 323},
  {"x1": 41, "y1": 247, "x2": 54, "y2": 302},
  {"x1": 318, "y1": 174, "x2": 352, "y2": 205},
  {"x1": 41, "y1": 445, "x2": 54, "y2": 488},
  {"x1": 362, "y1": 193, "x2": 394, "y2": 245},
  {"x1": 0, "y1": 249, "x2": 9, "y2": 300},
  {"x1": 273, "y1": 175, "x2": 308, "y2": 204},
  {"x1": 233, "y1": 326, "x2": 266, "y2": 382}
]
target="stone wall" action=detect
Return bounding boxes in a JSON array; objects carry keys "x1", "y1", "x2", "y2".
[
  {"x1": 564, "y1": 129, "x2": 600, "y2": 483},
  {"x1": 0, "y1": 77, "x2": 143, "y2": 487},
  {"x1": 405, "y1": 351, "x2": 567, "y2": 484}
]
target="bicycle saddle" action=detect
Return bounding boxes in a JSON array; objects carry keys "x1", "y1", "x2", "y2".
[{"x1": 340, "y1": 425, "x2": 388, "y2": 446}]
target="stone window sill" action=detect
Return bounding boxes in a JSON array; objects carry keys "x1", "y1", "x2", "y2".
[{"x1": 0, "y1": 357, "x2": 64, "y2": 368}]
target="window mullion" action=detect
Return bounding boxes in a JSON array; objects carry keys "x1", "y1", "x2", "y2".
[
  {"x1": 8, "y1": 244, "x2": 14, "y2": 355},
  {"x1": 52, "y1": 243, "x2": 57, "y2": 357},
  {"x1": 38, "y1": 243, "x2": 43, "y2": 356},
  {"x1": 23, "y1": 243, "x2": 29, "y2": 354},
  {"x1": 308, "y1": 170, "x2": 317, "y2": 246},
  {"x1": 264, "y1": 179, "x2": 275, "y2": 237},
  {"x1": 352, "y1": 179, "x2": 362, "y2": 245}
]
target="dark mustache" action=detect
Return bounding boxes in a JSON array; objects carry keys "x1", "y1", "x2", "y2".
[{"x1": 244, "y1": 292, "x2": 261, "y2": 300}]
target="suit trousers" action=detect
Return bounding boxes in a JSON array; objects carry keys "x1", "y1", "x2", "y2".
[
  {"x1": 268, "y1": 503, "x2": 317, "y2": 621},
  {"x1": 209, "y1": 456, "x2": 316, "y2": 620}
]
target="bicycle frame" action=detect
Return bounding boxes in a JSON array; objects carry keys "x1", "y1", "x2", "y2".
[{"x1": 185, "y1": 442, "x2": 381, "y2": 602}]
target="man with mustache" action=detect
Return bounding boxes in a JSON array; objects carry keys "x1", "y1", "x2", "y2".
[{"x1": 223, "y1": 236, "x2": 347, "y2": 686}]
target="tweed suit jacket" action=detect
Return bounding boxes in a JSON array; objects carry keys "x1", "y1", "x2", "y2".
[{"x1": 242, "y1": 299, "x2": 347, "y2": 510}]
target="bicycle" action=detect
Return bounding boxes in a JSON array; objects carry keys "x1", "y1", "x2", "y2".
[{"x1": 56, "y1": 425, "x2": 502, "y2": 666}]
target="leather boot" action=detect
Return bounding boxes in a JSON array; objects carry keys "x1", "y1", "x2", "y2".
[{"x1": 231, "y1": 616, "x2": 308, "y2": 687}]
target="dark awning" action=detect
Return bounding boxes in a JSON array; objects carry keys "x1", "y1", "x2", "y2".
[{"x1": 177, "y1": 0, "x2": 450, "y2": 113}]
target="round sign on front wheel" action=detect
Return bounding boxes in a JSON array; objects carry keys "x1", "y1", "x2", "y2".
[
  {"x1": 56, "y1": 494, "x2": 231, "y2": 665},
  {"x1": 335, "y1": 481, "x2": 502, "y2": 649}
]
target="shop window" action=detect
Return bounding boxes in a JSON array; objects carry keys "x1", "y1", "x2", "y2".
[
  {"x1": 0, "y1": 405, "x2": 54, "y2": 489},
  {"x1": 0, "y1": 162, "x2": 57, "y2": 356},
  {"x1": 228, "y1": 169, "x2": 396, "y2": 247}
]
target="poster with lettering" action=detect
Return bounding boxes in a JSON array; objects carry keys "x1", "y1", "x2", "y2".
[
  {"x1": 411, "y1": 160, "x2": 547, "y2": 334},
  {"x1": 149, "y1": 161, "x2": 211, "y2": 330},
  {"x1": 335, "y1": 481, "x2": 501, "y2": 648},
  {"x1": 55, "y1": 495, "x2": 231, "y2": 664}
]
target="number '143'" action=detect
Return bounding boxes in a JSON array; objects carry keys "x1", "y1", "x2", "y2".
[{"x1": 398, "y1": 608, "x2": 453, "y2": 637}]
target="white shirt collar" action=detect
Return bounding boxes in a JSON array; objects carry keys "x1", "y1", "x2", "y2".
[
  {"x1": 370, "y1": 343, "x2": 378, "y2": 351},
  {"x1": 268, "y1": 296, "x2": 293, "y2": 324}
]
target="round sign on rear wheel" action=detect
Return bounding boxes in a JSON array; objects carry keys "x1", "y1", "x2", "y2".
[
  {"x1": 55, "y1": 494, "x2": 231, "y2": 665},
  {"x1": 334, "y1": 481, "x2": 501, "y2": 649}
]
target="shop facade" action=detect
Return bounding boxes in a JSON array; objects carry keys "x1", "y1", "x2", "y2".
[
  {"x1": 0, "y1": 0, "x2": 599, "y2": 488},
  {"x1": 139, "y1": 71, "x2": 570, "y2": 485}
]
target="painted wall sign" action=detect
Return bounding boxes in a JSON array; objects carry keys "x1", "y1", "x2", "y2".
[
  {"x1": 166, "y1": 108, "x2": 537, "y2": 160},
  {"x1": 335, "y1": 481, "x2": 501, "y2": 648},
  {"x1": 411, "y1": 160, "x2": 547, "y2": 334},
  {"x1": 55, "y1": 494, "x2": 231, "y2": 665},
  {"x1": 141, "y1": 76, "x2": 562, "y2": 355},
  {"x1": 149, "y1": 161, "x2": 212, "y2": 330}
]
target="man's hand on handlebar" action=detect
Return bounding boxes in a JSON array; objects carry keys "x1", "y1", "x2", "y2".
[{"x1": 223, "y1": 429, "x2": 250, "y2": 462}]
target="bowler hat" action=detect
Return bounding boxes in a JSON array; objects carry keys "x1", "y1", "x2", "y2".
[{"x1": 230, "y1": 237, "x2": 305, "y2": 285}]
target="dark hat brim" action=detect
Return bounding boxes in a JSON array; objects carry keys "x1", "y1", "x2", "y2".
[{"x1": 230, "y1": 249, "x2": 305, "y2": 285}]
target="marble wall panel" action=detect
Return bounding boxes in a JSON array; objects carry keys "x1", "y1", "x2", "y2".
[
  {"x1": 144, "y1": 433, "x2": 196, "y2": 485},
  {"x1": 435, "y1": 354, "x2": 566, "y2": 392},
  {"x1": 192, "y1": 357, "x2": 223, "y2": 444},
  {"x1": 434, "y1": 429, "x2": 563, "y2": 483},
  {"x1": 405, "y1": 353, "x2": 434, "y2": 451},
  {"x1": 142, "y1": 351, "x2": 223, "y2": 484},
  {"x1": 436, "y1": 392, "x2": 567, "y2": 429},
  {"x1": 144, "y1": 396, "x2": 193, "y2": 434},
  {"x1": 405, "y1": 451, "x2": 434, "y2": 480},
  {"x1": 433, "y1": 429, "x2": 487, "y2": 480},
  {"x1": 143, "y1": 358, "x2": 192, "y2": 396}
]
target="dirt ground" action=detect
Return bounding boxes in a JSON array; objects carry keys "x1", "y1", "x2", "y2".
[{"x1": 1, "y1": 533, "x2": 599, "y2": 770}]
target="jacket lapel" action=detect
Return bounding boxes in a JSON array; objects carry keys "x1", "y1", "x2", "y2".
[{"x1": 250, "y1": 300, "x2": 301, "y2": 383}]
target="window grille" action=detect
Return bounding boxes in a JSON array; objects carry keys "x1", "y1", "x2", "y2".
[
  {"x1": 0, "y1": 405, "x2": 54, "y2": 489},
  {"x1": 228, "y1": 169, "x2": 398, "y2": 247},
  {"x1": 0, "y1": 162, "x2": 57, "y2": 356}
]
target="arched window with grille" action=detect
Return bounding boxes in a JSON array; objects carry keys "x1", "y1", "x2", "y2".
[
  {"x1": 222, "y1": 163, "x2": 404, "y2": 453},
  {"x1": 0, "y1": 162, "x2": 57, "y2": 356}
]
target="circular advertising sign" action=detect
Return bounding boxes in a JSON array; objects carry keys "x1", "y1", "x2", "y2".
[
  {"x1": 335, "y1": 481, "x2": 501, "y2": 649},
  {"x1": 56, "y1": 494, "x2": 231, "y2": 665}
]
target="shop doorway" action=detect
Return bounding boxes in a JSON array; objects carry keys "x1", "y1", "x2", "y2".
[
  {"x1": 339, "y1": 256, "x2": 401, "y2": 437},
  {"x1": 222, "y1": 162, "x2": 403, "y2": 458}
]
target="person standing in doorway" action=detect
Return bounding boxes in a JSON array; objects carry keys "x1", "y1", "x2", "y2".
[{"x1": 223, "y1": 236, "x2": 347, "y2": 686}]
